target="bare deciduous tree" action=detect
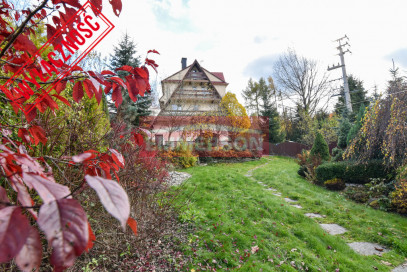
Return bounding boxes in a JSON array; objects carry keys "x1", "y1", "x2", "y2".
[{"x1": 273, "y1": 49, "x2": 331, "y2": 115}]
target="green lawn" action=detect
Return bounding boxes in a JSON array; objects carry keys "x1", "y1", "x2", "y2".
[{"x1": 176, "y1": 156, "x2": 407, "y2": 271}]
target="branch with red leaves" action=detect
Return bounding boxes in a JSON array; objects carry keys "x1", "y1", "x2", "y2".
[
  {"x1": 0, "y1": 0, "x2": 158, "y2": 270},
  {"x1": 0, "y1": 0, "x2": 49, "y2": 59}
]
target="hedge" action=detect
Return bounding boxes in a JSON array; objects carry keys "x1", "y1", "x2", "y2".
[{"x1": 315, "y1": 160, "x2": 392, "y2": 184}]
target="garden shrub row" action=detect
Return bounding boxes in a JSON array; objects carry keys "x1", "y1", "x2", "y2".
[
  {"x1": 315, "y1": 160, "x2": 393, "y2": 184},
  {"x1": 196, "y1": 149, "x2": 262, "y2": 163}
]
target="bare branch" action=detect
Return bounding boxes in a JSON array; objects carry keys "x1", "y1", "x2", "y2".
[{"x1": 273, "y1": 49, "x2": 331, "y2": 115}]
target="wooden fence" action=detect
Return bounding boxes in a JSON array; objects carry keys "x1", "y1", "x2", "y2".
[{"x1": 269, "y1": 141, "x2": 337, "y2": 158}]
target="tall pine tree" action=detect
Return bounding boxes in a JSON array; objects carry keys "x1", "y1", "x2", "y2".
[{"x1": 109, "y1": 33, "x2": 152, "y2": 127}]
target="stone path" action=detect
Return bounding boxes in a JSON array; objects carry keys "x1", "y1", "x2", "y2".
[
  {"x1": 244, "y1": 160, "x2": 402, "y2": 268},
  {"x1": 347, "y1": 242, "x2": 389, "y2": 256},
  {"x1": 393, "y1": 263, "x2": 407, "y2": 272},
  {"x1": 305, "y1": 213, "x2": 324, "y2": 218},
  {"x1": 319, "y1": 224, "x2": 347, "y2": 235},
  {"x1": 165, "y1": 171, "x2": 192, "y2": 186}
]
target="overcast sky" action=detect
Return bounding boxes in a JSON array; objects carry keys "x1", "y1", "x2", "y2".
[{"x1": 28, "y1": 0, "x2": 407, "y2": 109}]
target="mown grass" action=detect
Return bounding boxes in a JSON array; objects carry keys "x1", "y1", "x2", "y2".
[{"x1": 176, "y1": 156, "x2": 407, "y2": 271}]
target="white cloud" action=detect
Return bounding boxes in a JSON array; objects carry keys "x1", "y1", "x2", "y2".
[{"x1": 91, "y1": 0, "x2": 407, "y2": 107}]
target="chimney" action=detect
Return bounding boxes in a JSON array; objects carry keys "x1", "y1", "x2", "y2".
[{"x1": 181, "y1": 58, "x2": 187, "y2": 69}]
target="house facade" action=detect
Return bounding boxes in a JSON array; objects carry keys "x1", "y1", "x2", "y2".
[{"x1": 152, "y1": 58, "x2": 229, "y2": 146}]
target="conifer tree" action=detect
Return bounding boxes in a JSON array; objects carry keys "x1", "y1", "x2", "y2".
[
  {"x1": 310, "y1": 132, "x2": 330, "y2": 161},
  {"x1": 347, "y1": 105, "x2": 366, "y2": 145},
  {"x1": 259, "y1": 78, "x2": 284, "y2": 143},
  {"x1": 338, "y1": 116, "x2": 351, "y2": 149},
  {"x1": 109, "y1": 33, "x2": 152, "y2": 127}
]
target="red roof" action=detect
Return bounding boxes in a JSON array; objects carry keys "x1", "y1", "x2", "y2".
[{"x1": 212, "y1": 72, "x2": 225, "y2": 82}]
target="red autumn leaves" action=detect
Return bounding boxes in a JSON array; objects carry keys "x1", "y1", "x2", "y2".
[
  {"x1": 0, "y1": 0, "x2": 156, "y2": 270},
  {"x1": 0, "y1": 144, "x2": 136, "y2": 271},
  {"x1": 0, "y1": 0, "x2": 135, "y2": 124}
]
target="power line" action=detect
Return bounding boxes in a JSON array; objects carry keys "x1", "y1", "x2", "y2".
[{"x1": 335, "y1": 88, "x2": 407, "y2": 110}]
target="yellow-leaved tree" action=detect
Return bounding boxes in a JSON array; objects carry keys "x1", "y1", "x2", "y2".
[{"x1": 220, "y1": 92, "x2": 251, "y2": 140}]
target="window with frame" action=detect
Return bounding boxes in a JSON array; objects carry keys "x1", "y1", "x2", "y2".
[{"x1": 171, "y1": 104, "x2": 182, "y2": 111}]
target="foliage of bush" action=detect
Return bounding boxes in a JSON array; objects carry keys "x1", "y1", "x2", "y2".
[
  {"x1": 196, "y1": 148, "x2": 261, "y2": 159},
  {"x1": 391, "y1": 182, "x2": 407, "y2": 214},
  {"x1": 315, "y1": 160, "x2": 391, "y2": 184},
  {"x1": 338, "y1": 117, "x2": 351, "y2": 149},
  {"x1": 331, "y1": 147, "x2": 344, "y2": 162},
  {"x1": 344, "y1": 78, "x2": 407, "y2": 169},
  {"x1": 347, "y1": 105, "x2": 366, "y2": 145},
  {"x1": 298, "y1": 165, "x2": 308, "y2": 177},
  {"x1": 296, "y1": 149, "x2": 322, "y2": 182},
  {"x1": 296, "y1": 149, "x2": 310, "y2": 166},
  {"x1": 161, "y1": 142, "x2": 198, "y2": 168},
  {"x1": 324, "y1": 178, "x2": 345, "y2": 191},
  {"x1": 391, "y1": 165, "x2": 407, "y2": 214},
  {"x1": 365, "y1": 178, "x2": 395, "y2": 198},
  {"x1": 344, "y1": 186, "x2": 370, "y2": 203},
  {"x1": 342, "y1": 178, "x2": 394, "y2": 211},
  {"x1": 310, "y1": 132, "x2": 330, "y2": 161},
  {"x1": 296, "y1": 150, "x2": 310, "y2": 178}
]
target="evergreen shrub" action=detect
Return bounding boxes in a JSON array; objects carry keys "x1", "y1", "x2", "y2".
[
  {"x1": 310, "y1": 132, "x2": 330, "y2": 161},
  {"x1": 331, "y1": 147, "x2": 344, "y2": 162},
  {"x1": 315, "y1": 160, "x2": 391, "y2": 184}
]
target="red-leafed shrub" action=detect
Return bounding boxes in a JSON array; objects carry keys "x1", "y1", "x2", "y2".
[{"x1": 195, "y1": 148, "x2": 262, "y2": 163}]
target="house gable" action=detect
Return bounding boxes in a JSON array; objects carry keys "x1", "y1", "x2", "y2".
[{"x1": 159, "y1": 59, "x2": 228, "y2": 115}]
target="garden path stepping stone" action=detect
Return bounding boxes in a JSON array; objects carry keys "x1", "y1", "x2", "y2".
[
  {"x1": 305, "y1": 213, "x2": 323, "y2": 218},
  {"x1": 347, "y1": 242, "x2": 389, "y2": 256},
  {"x1": 284, "y1": 198, "x2": 298, "y2": 203},
  {"x1": 266, "y1": 187, "x2": 277, "y2": 191},
  {"x1": 272, "y1": 193, "x2": 282, "y2": 196},
  {"x1": 319, "y1": 224, "x2": 347, "y2": 235},
  {"x1": 393, "y1": 263, "x2": 407, "y2": 272},
  {"x1": 291, "y1": 204, "x2": 302, "y2": 209}
]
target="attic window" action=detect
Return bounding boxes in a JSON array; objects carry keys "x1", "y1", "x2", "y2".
[{"x1": 171, "y1": 104, "x2": 182, "y2": 111}]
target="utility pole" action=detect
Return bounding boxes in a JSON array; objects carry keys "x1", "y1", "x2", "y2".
[{"x1": 328, "y1": 35, "x2": 353, "y2": 113}]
